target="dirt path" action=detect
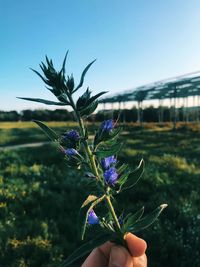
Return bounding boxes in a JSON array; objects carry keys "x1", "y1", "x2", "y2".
[{"x1": 0, "y1": 141, "x2": 51, "y2": 151}]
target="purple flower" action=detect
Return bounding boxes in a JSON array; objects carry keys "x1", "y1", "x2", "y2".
[
  {"x1": 64, "y1": 130, "x2": 80, "y2": 141},
  {"x1": 101, "y1": 155, "x2": 117, "y2": 170},
  {"x1": 100, "y1": 120, "x2": 114, "y2": 132},
  {"x1": 104, "y1": 167, "x2": 118, "y2": 186},
  {"x1": 87, "y1": 209, "x2": 99, "y2": 225},
  {"x1": 65, "y1": 148, "x2": 78, "y2": 156}
]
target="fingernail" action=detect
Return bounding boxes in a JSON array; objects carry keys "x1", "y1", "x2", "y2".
[{"x1": 110, "y1": 246, "x2": 127, "y2": 267}]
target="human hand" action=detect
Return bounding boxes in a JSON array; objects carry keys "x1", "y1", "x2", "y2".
[{"x1": 82, "y1": 233, "x2": 147, "y2": 267}]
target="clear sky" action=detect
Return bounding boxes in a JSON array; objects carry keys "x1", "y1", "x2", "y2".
[{"x1": 1, "y1": 0, "x2": 200, "y2": 111}]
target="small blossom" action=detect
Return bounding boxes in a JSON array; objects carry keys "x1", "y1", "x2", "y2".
[
  {"x1": 100, "y1": 120, "x2": 114, "y2": 132},
  {"x1": 87, "y1": 209, "x2": 99, "y2": 225},
  {"x1": 64, "y1": 130, "x2": 80, "y2": 141},
  {"x1": 65, "y1": 148, "x2": 78, "y2": 156},
  {"x1": 101, "y1": 155, "x2": 117, "y2": 170},
  {"x1": 104, "y1": 167, "x2": 118, "y2": 186}
]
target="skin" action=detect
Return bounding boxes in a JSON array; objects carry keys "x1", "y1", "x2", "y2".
[{"x1": 82, "y1": 233, "x2": 147, "y2": 267}]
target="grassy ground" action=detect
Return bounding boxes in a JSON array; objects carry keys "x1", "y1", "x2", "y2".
[
  {"x1": 0, "y1": 122, "x2": 78, "y2": 146},
  {"x1": 0, "y1": 122, "x2": 199, "y2": 266}
]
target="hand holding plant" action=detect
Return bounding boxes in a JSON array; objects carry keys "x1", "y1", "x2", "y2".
[{"x1": 19, "y1": 52, "x2": 167, "y2": 266}]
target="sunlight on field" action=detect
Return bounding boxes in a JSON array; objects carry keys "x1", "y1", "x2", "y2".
[
  {"x1": 0, "y1": 122, "x2": 199, "y2": 266},
  {"x1": 0, "y1": 121, "x2": 78, "y2": 129}
]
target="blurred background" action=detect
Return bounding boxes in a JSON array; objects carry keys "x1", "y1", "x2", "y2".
[{"x1": 0, "y1": 1, "x2": 200, "y2": 266}]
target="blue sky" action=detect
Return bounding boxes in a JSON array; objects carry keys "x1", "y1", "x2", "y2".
[{"x1": 1, "y1": 0, "x2": 200, "y2": 111}]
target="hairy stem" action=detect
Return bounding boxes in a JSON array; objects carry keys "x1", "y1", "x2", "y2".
[
  {"x1": 106, "y1": 195, "x2": 121, "y2": 232},
  {"x1": 68, "y1": 93, "x2": 121, "y2": 233}
]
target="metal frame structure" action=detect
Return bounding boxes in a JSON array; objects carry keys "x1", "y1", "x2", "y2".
[{"x1": 100, "y1": 71, "x2": 200, "y2": 128}]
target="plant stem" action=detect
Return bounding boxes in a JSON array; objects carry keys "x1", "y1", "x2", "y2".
[
  {"x1": 68, "y1": 93, "x2": 121, "y2": 233},
  {"x1": 106, "y1": 195, "x2": 121, "y2": 232}
]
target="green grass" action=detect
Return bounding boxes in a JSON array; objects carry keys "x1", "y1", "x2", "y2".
[
  {"x1": 0, "y1": 122, "x2": 200, "y2": 266},
  {"x1": 0, "y1": 122, "x2": 78, "y2": 146}
]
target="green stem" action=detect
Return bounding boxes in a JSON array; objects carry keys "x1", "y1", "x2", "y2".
[
  {"x1": 106, "y1": 195, "x2": 121, "y2": 232},
  {"x1": 68, "y1": 93, "x2": 121, "y2": 233}
]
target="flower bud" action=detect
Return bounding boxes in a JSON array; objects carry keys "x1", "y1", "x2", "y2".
[
  {"x1": 65, "y1": 148, "x2": 78, "y2": 156},
  {"x1": 64, "y1": 130, "x2": 80, "y2": 141},
  {"x1": 100, "y1": 119, "x2": 114, "y2": 133},
  {"x1": 104, "y1": 167, "x2": 118, "y2": 186},
  {"x1": 101, "y1": 155, "x2": 117, "y2": 170},
  {"x1": 87, "y1": 209, "x2": 99, "y2": 225}
]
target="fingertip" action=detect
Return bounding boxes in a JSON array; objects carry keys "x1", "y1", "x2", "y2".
[
  {"x1": 109, "y1": 245, "x2": 132, "y2": 267},
  {"x1": 124, "y1": 233, "x2": 147, "y2": 257}
]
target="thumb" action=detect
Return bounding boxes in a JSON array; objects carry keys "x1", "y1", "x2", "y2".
[{"x1": 108, "y1": 246, "x2": 132, "y2": 267}]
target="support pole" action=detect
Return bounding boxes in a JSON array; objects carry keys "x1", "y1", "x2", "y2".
[{"x1": 173, "y1": 86, "x2": 177, "y2": 131}]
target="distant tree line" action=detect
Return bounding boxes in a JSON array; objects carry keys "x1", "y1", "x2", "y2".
[{"x1": 0, "y1": 106, "x2": 199, "y2": 122}]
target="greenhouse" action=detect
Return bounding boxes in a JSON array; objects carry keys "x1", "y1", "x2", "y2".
[{"x1": 100, "y1": 71, "x2": 200, "y2": 128}]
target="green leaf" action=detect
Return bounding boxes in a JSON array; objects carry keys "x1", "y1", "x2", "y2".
[
  {"x1": 30, "y1": 68, "x2": 49, "y2": 85},
  {"x1": 17, "y1": 97, "x2": 68, "y2": 106},
  {"x1": 122, "y1": 207, "x2": 144, "y2": 232},
  {"x1": 120, "y1": 159, "x2": 145, "y2": 191},
  {"x1": 73, "y1": 60, "x2": 96, "y2": 93},
  {"x1": 81, "y1": 195, "x2": 98, "y2": 208},
  {"x1": 86, "y1": 91, "x2": 108, "y2": 105},
  {"x1": 33, "y1": 120, "x2": 59, "y2": 142},
  {"x1": 95, "y1": 142, "x2": 124, "y2": 158},
  {"x1": 94, "y1": 127, "x2": 122, "y2": 147},
  {"x1": 79, "y1": 195, "x2": 105, "y2": 240},
  {"x1": 109, "y1": 127, "x2": 122, "y2": 140},
  {"x1": 62, "y1": 51, "x2": 69, "y2": 74},
  {"x1": 76, "y1": 88, "x2": 91, "y2": 110},
  {"x1": 79, "y1": 101, "x2": 98, "y2": 116},
  {"x1": 117, "y1": 164, "x2": 129, "y2": 175},
  {"x1": 60, "y1": 233, "x2": 113, "y2": 267},
  {"x1": 129, "y1": 204, "x2": 168, "y2": 232}
]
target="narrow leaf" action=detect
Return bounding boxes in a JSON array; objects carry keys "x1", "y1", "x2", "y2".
[
  {"x1": 122, "y1": 207, "x2": 144, "y2": 232},
  {"x1": 79, "y1": 101, "x2": 98, "y2": 117},
  {"x1": 117, "y1": 164, "x2": 129, "y2": 175},
  {"x1": 81, "y1": 195, "x2": 98, "y2": 208},
  {"x1": 62, "y1": 51, "x2": 69, "y2": 74},
  {"x1": 95, "y1": 143, "x2": 124, "y2": 158},
  {"x1": 30, "y1": 68, "x2": 48, "y2": 84},
  {"x1": 129, "y1": 204, "x2": 168, "y2": 232},
  {"x1": 87, "y1": 91, "x2": 108, "y2": 105},
  {"x1": 60, "y1": 233, "x2": 113, "y2": 267},
  {"x1": 17, "y1": 97, "x2": 68, "y2": 106},
  {"x1": 121, "y1": 159, "x2": 145, "y2": 191},
  {"x1": 73, "y1": 60, "x2": 96, "y2": 93},
  {"x1": 33, "y1": 120, "x2": 59, "y2": 141},
  {"x1": 79, "y1": 195, "x2": 105, "y2": 240}
]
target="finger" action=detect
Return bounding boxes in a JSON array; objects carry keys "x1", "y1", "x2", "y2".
[
  {"x1": 108, "y1": 245, "x2": 132, "y2": 267},
  {"x1": 132, "y1": 254, "x2": 147, "y2": 267},
  {"x1": 81, "y1": 247, "x2": 107, "y2": 267},
  {"x1": 125, "y1": 233, "x2": 147, "y2": 257},
  {"x1": 98, "y1": 241, "x2": 114, "y2": 259}
]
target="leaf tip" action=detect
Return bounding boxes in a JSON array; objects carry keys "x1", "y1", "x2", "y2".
[{"x1": 160, "y1": 204, "x2": 168, "y2": 209}]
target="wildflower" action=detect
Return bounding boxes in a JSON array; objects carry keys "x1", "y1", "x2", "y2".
[
  {"x1": 104, "y1": 167, "x2": 118, "y2": 186},
  {"x1": 65, "y1": 148, "x2": 78, "y2": 156},
  {"x1": 101, "y1": 155, "x2": 117, "y2": 170},
  {"x1": 64, "y1": 130, "x2": 80, "y2": 141},
  {"x1": 87, "y1": 209, "x2": 99, "y2": 225},
  {"x1": 100, "y1": 119, "x2": 114, "y2": 132}
]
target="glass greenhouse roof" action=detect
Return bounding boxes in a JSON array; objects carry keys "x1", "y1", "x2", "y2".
[{"x1": 100, "y1": 71, "x2": 200, "y2": 103}]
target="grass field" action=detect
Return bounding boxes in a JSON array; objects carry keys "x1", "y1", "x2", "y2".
[{"x1": 0, "y1": 122, "x2": 199, "y2": 267}]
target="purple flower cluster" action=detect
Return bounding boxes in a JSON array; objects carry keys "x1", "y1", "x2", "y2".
[
  {"x1": 64, "y1": 130, "x2": 80, "y2": 141},
  {"x1": 87, "y1": 209, "x2": 99, "y2": 225},
  {"x1": 65, "y1": 148, "x2": 78, "y2": 156},
  {"x1": 101, "y1": 155, "x2": 118, "y2": 186},
  {"x1": 63, "y1": 130, "x2": 80, "y2": 157},
  {"x1": 101, "y1": 155, "x2": 117, "y2": 170},
  {"x1": 100, "y1": 119, "x2": 114, "y2": 133},
  {"x1": 104, "y1": 167, "x2": 118, "y2": 186}
]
